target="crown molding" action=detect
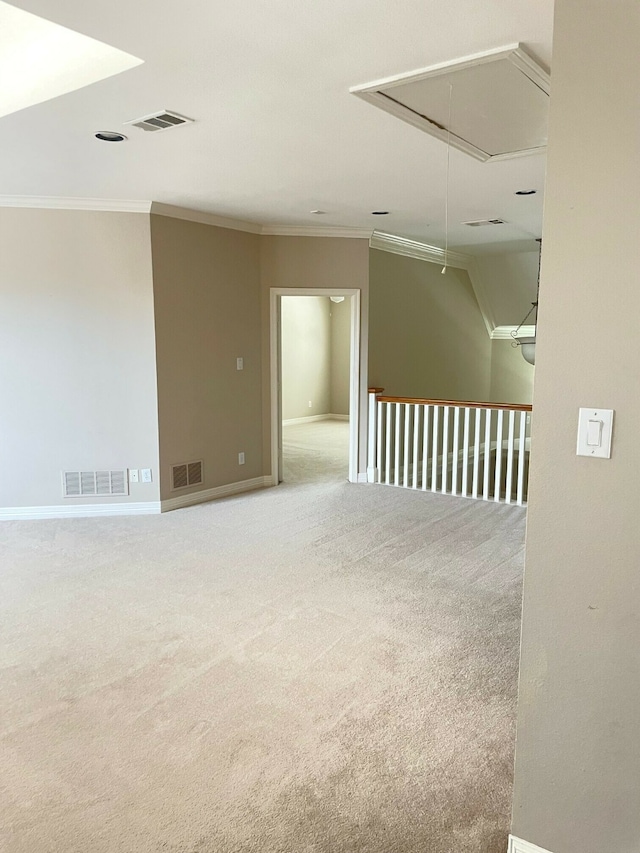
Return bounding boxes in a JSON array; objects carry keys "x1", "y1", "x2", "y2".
[
  {"x1": 150, "y1": 202, "x2": 262, "y2": 234},
  {"x1": 0, "y1": 195, "x2": 152, "y2": 213},
  {"x1": 261, "y1": 225, "x2": 372, "y2": 238},
  {"x1": 370, "y1": 230, "x2": 471, "y2": 269},
  {"x1": 491, "y1": 325, "x2": 536, "y2": 340}
]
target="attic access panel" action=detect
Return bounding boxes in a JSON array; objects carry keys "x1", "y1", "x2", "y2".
[{"x1": 350, "y1": 44, "x2": 550, "y2": 162}]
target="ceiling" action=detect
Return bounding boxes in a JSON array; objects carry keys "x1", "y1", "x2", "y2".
[{"x1": 0, "y1": 0, "x2": 554, "y2": 251}]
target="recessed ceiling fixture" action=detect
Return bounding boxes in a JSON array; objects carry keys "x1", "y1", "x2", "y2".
[
  {"x1": 95, "y1": 131, "x2": 127, "y2": 142},
  {"x1": 371, "y1": 211, "x2": 390, "y2": 215},
  {"x1": 351, "y1": 44, "x2": 550, "y2": 162},
  {"x1": 124, "y1": 110, "x2": 193, "y2": 133},
  {"x1": 0, "y1": 0, "x2": 143, "y2": 119},
  {"x1": 462, "y1": 218, "x2": 506, "y2": 227},
  {"x1": 515, "y1": 189, "x2": 537, "y2": 195}
]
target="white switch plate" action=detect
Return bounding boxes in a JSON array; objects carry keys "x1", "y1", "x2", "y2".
[
  {"x1": 236, "y1": 357, "x2": 243, "y2": 370},
  {"x1": 238, "y1": 452, "x2": 245, "y2": 465},
  {"x1": 577, "y1": 408, "x2": 614, "y2": 458},
  {"x1": 141, "y1": 468, "x2": 153, "y2": 483},
  {"x1": 129, "y1": 468, "x2": 139, "y2": 483}
]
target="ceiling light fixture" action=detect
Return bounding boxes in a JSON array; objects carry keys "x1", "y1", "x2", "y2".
[
  {"x1": 512, "y1": 238, "x2": 541, "y2": 365},
  {"x1": 95, "y1": 131, "x2": 127, "y2": 142}
]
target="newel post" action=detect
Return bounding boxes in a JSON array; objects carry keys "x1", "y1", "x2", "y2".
[{"x1": 367, "y1": 388, "x2": 384, "y2": 483}]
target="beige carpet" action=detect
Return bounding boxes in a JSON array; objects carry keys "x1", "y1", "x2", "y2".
[{"x1": 0, "y1": 421, "x2": 525, "y2": 852}]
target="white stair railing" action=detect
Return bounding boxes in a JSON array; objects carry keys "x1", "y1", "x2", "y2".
[{"x1": 367, "y1": 390, "x2": 532, "y2": 506}]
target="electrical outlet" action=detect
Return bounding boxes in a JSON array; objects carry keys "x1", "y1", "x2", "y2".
[
  {"x1": 129, "y1": 469, "x2": 139, "y2": 483},
  {"x1": 238, "y1": 452, "x2": 245, "y2": 465},
  {"x1": 141, "y1": 468, "x2": 152, "y2": 483},
  {"x1": 308, "y1": 400, "x2": 312, "y2": 408}
]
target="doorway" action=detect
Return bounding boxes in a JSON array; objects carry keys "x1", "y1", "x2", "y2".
[{"x1": 269, "y1": 288, "x2": 361, "y2": 485}]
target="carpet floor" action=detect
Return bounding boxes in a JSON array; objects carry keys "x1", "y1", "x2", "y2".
[{"x1": 0, "y1": 421, "x2": 525, "y2": 852}]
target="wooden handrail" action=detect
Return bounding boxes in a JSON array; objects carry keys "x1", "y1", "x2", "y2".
[{"x1": 374, "y1": 394, "x2": 532, "y2": 412}]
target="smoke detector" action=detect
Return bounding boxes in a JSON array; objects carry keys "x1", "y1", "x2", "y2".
[{"x1": 124, "y1": 110, "x2": 194, "y2": 133}]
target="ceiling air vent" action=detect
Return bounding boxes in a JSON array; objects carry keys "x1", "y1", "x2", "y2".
[
  {"x1": 171, "y1": 460, "x2": 203, "y2": 491},
  {"x1": 63, "y1": 470, "x2": 128, "y2": 497},
  {"x1": 463, "y1": 218, "x2": 506, "y2": 227},
  {"x1": 124, "y1": 110, "x2": 194, "y2": 133}
]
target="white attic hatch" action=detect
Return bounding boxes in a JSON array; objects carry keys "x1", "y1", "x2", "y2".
[{"x1": 351, "y1": 44, "x2": 550, "y2": 162}]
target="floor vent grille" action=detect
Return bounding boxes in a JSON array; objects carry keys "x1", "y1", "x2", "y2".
[
  {"x1": 63, "y1": 470, "x2": 128, "y2": 497},
  {"x1": 172, "y1": 460, "x2": 203, "y2": 491}
]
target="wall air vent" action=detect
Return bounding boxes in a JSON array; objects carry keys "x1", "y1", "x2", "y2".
[
  {"x1": 350, "y1": 44, "x2": 550, "y2": 162},
  {"x1": 63, "y1": 470, "x2": 128, "y2": 497},
  {"x1": 124, "y1": 110, "x2": 194, "y2": 133},
  {"x1": 463, "y1": 218, "x2": 506, "y2": 227},
  {"x1": 171, "y1": 460, "x2": 203, "y2": 491}
]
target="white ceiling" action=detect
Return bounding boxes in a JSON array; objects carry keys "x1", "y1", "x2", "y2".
[{"x1": 0, "y1": 0, "x2": 554, "y2": 250}]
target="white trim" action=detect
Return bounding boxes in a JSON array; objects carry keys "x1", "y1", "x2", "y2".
[
  {"x1": 261, "y1": 225, "x2": 372, "y2": 238},
  {"x1": 160, "y1": 476, "x2": 271, "y2": 512},
  {"x1": 0, "y1": 501, "x2": 161, "y2": 520},
  {"x1": 0, "y1": 196, "x2": 152, "y2": 213},
  {"x1": 370, "y1": 230, "x2": 471, "y2": 269},
  {"x1": 351, "y1": 44, "x2": 549, "y2": 163},
  {"x1": 283, "y1": 414, "x2": 349, "y2": 426},
  {"x1": 270, "y1": 288, "x2": 361, "y2": 486},
  {"x1": 150, "y1": 202, "x2": 262, "y2": 234},
  {"x1": 357, "y1": 473, "x2": 368, "y2": 483},
  {"x1": 491, "y1": 324, "x2": 536, "y2": 340},
  {"x1": 508, "y1": 835, "x2": 555, "y2": 853}
]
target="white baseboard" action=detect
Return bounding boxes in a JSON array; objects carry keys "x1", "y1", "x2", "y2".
[
  {"x1": 282, "y1": 414, "x2": 349, "y2": 426},
  {"x1": 508, "y1": 835, "x2": 554, "y2": 853},
  {"x1": 0, "y1": 501, "x2": 162, "y2": 521},
  {"x1": 161, "y1": 475, "x2": 271, "y2": 512}
]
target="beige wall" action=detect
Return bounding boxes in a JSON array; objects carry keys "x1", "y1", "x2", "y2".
[
  {"x1": 474, "y1": 250, "x2": 539, "y2": 328},
  {"x1": 281, "y1": 296, "x2": 331, "y2": 420},
  {"x1": 260, "y1": 236, "x2": 369, "y2": 472},
  {"x1": 151, "y1": 215, "x2": 263, "y2": 500},
  {"x1": 489, "y1": 340, "x2": 534, "y2": 405},
  {"x1": 512, "y1": 2, "x2": 640, "y2": 851},
  {"x1": 330, "y1": 297, "x2": 351, "y2": 416},
  {"x1": 0, "y1": 209, "x2": 160, "y2": 508},
  {"x1": 369, "y1": 249, "x2": 491, "y2": 401}
]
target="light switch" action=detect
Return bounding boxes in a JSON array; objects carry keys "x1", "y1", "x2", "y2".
[
  {"x1": 577, "y1": 408, "x2": 614, "y2": 458},
  {"x1": 236, "y1": 357, "x2": 244, "y2": 371},
  {"x1": 586, "y1": 419, "x2": 603, "y2": 447}
]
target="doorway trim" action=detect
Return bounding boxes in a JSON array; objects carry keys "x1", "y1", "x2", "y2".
[{"x1": 270, "y1": 288, "x2": 361, "y2": 486}]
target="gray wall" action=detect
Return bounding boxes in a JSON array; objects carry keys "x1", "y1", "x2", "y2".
[
  {"x1": 474, "y1": 249, "x2": 539, "y2": 328},
  {"x1": 330, "y1": 297, "x2": 350, "y2": 416},
  {"x1": 489, "y1": 340, "x2": 535, "y2": 406},
  {"x1": 511, "y1": 1, "x2": 640, "y2": 851},
  {"x1": 151, "y1": 215, "x2": 263, "y2": 500},
  {"x1": 0, "y1": 209, "x2": 160, "y2": 508},
  {"x1": 368, "y1": 249, "x2": 491, "y2": 401},
  {"x1": 281, "y1": 296, "x2": 331, "y2": 420}
]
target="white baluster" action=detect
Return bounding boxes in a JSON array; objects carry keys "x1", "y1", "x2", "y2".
[
  {"x1": 431, "y1": 405, "x2": 440, "y2": 492},
  {"x1": 452, "y1": 407, "x2": 460, "y2": 496},
  {"x1": 494, "y1": 409, "x2": 504, "y2": 502},
  {"x1": 403, "y1": 403, "x2": 411, "y2": 487},
  {"x1": 394, "y1": 403, "x2": 401, "y2": 487},
  {"x1": 483, "y1": 408, "x2": 492, "y2": 501},
  {"x1": 505, "y1": 410, "x2": 516, "y2": 504},
  {"x1": 462, "y1": 407, "x2": 470, "y2": 497},
  {"x1": 376, "y1": 400, "x2": 383, "y2": 484},
  {"x1": 472, "y1": 408, "x2": 481, "y2": 499},
  {"x1": 385, "y1": 402, "x2": 392, "y2": 485},
  {"x1": 367, "y1": 391, "x2": 377, "y2": 483},
  {"x1": 412, "y1": 404, "x2": 420, "y2": 489},
  {"x1": 517, "y1": 410, "x2": 527, "y2": 506},
  {"x1": 441, "y1": 406, "x2": 450, "y2": 494},
  {"x1": 421, "y1": 405, "x2": 430, "y2": 490}
]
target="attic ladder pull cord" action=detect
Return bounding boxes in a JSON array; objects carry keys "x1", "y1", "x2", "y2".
[{"x1": 441, "y1": 83, "x2": 453, "y2": 275}]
